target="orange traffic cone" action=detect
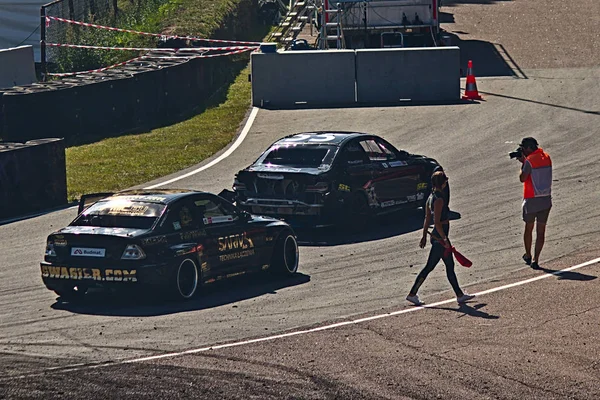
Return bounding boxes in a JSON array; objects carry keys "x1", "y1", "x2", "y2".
[{"x1": 462, "y1": 60, "x2": 482, "y2": 100}]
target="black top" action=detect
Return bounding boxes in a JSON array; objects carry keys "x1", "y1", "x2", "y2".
[{"x1": 428, "y1": 189, "x2": 449, "y2": 240}]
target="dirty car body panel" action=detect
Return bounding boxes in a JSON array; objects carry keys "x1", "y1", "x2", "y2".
[{"x1": 233, "y1": 132, "x2": 442, "y2": 227}]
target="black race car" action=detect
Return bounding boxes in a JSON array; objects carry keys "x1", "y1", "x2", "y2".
[
  {"x1": 41, "y1": 189, "x2": 299, "y2": 301},
  {"x1": 232, "y1": 131, "x2": 443, "y2": 227}
]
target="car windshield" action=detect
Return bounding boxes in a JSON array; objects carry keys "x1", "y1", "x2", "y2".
[
  {"x1": 259, "y1": 145, "x2": 337, "y2": 168},
  {"x1": 71, "y1": 200, "x2": 166, "y2": 229}
]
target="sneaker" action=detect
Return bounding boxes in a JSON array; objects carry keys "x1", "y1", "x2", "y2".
[
  {"x1": 457, "y1": 294, "x2": 475, "y2": 303},
  {"x1": 522, "y1": 254, "x2": 532, "y2": 265},
  {"x1": 531, "y1": 261, "x2": 540, "y2": 270},
  {"x1": 406, "y1": 294, "x2": 423, "y2": 306}
]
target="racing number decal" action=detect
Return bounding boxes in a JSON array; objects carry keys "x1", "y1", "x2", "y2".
[{"x1": 284, "y1": 134, "x2": 336, "y2": 142}]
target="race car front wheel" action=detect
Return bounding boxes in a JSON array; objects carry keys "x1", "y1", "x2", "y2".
[
  {"x1": 271, "y1": 232, "x2": 299, "y2": 276},
  {"x1": 173, "y1": 258, "x2": 199, "y2": 300}
]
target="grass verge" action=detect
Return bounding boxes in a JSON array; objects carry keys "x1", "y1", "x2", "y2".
[{"x1": 66, "y1": 63, "x2": 252, "y2": 202}]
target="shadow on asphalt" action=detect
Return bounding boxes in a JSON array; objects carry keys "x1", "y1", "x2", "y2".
[
  {"x1": 536, "y1": 267, "x2": 597, "y2": 281},
  {"x1": 297, "y1": 209, "x2": 461, "y2": 247},
  {"x1": 50, "y1": 272, "x2": 311, "y2": 317},
  {"x1": 442, "y1": 0, "x2": 512, "y2": 5},
  {"x1": 478, "y1": 91, "x2": 600, "y2": 116},
  {"x1": 441, "y1": 32, "x2": 525, "y2": 78},
  {"x1": 430, "y1": 302, "x2": 500, "y2": 319}
]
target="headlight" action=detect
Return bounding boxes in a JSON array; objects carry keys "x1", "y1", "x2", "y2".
[
  {"x1": 45, "y1": 242, "x2": 57, "y2": 257},
  {"x1": 121, "y1": 244, "x2": 146, "y2": 260}
]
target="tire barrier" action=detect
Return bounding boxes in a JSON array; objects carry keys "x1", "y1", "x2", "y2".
[
  {"x1": 0, "y1": 48, "x2": 251, "y2": 142},
  {"x1": 0, "y1": 138, "x2": 67, "y2": 219}
]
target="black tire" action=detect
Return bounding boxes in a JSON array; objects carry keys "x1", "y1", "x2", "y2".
[
  {"x1": 171, "y1": 258, "x2": 200, "y2": 300},
  {"x1": 270, "y1": 231, "x2": 299, "y2": 276},
  {"x1": 54, "y1": 285, "x2": 87, "y2": 302}
]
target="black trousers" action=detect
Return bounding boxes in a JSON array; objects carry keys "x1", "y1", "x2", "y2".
[{"x1": 409, "y1": 239, "x2": 463, "y2": 297}]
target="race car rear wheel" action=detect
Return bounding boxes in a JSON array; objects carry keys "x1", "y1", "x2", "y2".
[
  {"x1": 173, "y1": 258, "x2": 199, "y2": 300},
  {"x1": 271, "y1": 232, "x2": 299, "y2": 276}
]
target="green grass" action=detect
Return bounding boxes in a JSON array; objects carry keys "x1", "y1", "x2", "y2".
[
  {"x1": 60, "y1": 0, "x2": 270, "y2": 202},
  {"x1": 66, "y1": 63, "x2": 252, "y2": 202}
]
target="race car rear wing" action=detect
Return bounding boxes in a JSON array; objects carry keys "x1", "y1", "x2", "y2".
[{"x1": 77, "y1": 192, "x2": 114, "y2": 215}]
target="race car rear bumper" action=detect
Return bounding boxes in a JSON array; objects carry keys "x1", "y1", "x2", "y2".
[{"x1": 40, "y1": 261, "x2": 172, "y2": 291}]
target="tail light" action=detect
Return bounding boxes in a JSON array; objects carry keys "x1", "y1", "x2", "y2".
[
  {"x1": 121, "y1": 245, "x2": 146, "y2": 260},
  {"x1": 305, "y1": 182, "x2": 329, "y2": 193},
  {"x1": 45, "y1": 241, "x2": 57, "y2": 257},
  {"x1": 233, "y1": 179, "x2": 246, "y2": 191}
]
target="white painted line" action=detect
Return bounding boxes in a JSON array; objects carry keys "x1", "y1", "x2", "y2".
[
  {"x1": 144, "y1": 107, "x2": 259, "y2": 189},
  {"x1": 10, "y1": 256, "x2": 600, "y2": 379}
]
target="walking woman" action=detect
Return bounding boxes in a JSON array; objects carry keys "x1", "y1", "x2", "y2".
[{"x1": 406, "y1": 171, "x2": 474, "y2": 306}]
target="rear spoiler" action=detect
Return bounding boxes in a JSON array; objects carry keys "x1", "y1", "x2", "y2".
[
  {"x1": 77, "y1": 192, "x2": 114, "y2": 215},
  {"x1": 218, "y1": 189, "x2": 237, "y2": 204}
]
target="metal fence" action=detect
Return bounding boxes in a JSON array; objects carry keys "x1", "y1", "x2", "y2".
[{"x1": 40, "y1": 0, "x2": 167, "y2": 74}]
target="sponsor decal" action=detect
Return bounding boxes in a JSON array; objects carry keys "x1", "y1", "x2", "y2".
[
  {"x1": 338, "y1": 183, "x2": 351, "y2": 192},
  {"x1": 201, "y1": 262, "x2": 209, "y2": 273},
  {"x1": 203, "y1": 215, "x2": 234, "y2": 225},
  {"x1": 257, "y1": 173, "x2": 284, "y2": 180},
  {"x1": 347, "y1": 160, "x2": 363, "y2": 165},
  {"x1": 416, "y1": 182, "x2": 428, "y2": 190},
  {"x1": 141, "y1": 236, "x2": 167, "y2": 246},
  {"x1": 396, "y1": 199, "x2": 408, "y2": 205},
  {"x1": 71, "y1": 247, "x2": 105, "y2": 257},
  {"x1": 407, "y1": 195, "x2": 417, "y2": 202},
  {"x1": 381, "y1": 200, "x2": 395, "y2": 208},
  {"x1": 265, "y1": 236, "x2": 274, "y2": 242},
  {"x1": 416, "y1": 192, "x2": 425, "y2": 200},
  {"x1": 41, "y1": 266, "x2": 137, "y2": 282},
  {"x1": 226, "y1": 271, "x2": 246, "y2": 278},
  {"x1": 261, "y1": 264, "x2": 270, "y2": 270},
  {"x1": 180, "y1": 230, "x2": 207, "y2": 241},
  {"x1": 219, "y1": 249, "x2": 255, "y2": 262},
  {"x1": 389, "y1": 161, "x2": 408, "y2": 167},
  {"x1": 218, "y1": 232, "x2": 255, "y2": 252},
  {"x1": 107, "y1": 204, "x2": 149, "y2": 216},
  {"x1": 382, "y1": 163, "x2": 389, "y2": 168},
  {"x1": 172, "y1": 221, "x2": 181, "y2": 230}
]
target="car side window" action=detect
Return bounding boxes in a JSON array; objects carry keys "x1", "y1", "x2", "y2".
[
  {"x1": 340, "y1": 141, "x2": 369, "y2": 166},
  {"x1": 375, "y1": 140, "x2": 398, "y2": 161},
  {"x1": 161, "y1": 201, "x2": 200, "y2": 232},
  {"x1": 359, "y1": 139, "x2": 388, "y2": 162},
  {"x1": 191, "y1": 196, "x2": 237, "y2": 225}
]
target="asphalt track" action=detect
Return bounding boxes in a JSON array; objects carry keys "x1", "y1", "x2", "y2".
[{"x1": 1, "y1": 0, "x2": 600, "y2": 398}]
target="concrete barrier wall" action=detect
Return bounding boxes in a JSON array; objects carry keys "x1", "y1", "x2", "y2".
[
  {"x1": 251, "y1": 50, "x2": 356, "y2": 108},
  {"x1": 251, "y1": 47, "x2": 460, "y2": 107},
  {"x1": 0, "y1": 46, "x2": 36, "y2": 90},
  {"x1": 355, "y1": 47, "x2": 460, "y2": 103}
]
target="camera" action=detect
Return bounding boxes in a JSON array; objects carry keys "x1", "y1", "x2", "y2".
[{"x1": 509, "y1": 147, "x2": 523, "y2": 159}]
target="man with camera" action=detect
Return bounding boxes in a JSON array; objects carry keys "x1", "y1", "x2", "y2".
[{"x1": 511, "y1": 137, "x2": 552, "y2": 269}]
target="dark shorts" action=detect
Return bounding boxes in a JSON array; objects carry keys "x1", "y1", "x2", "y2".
[{"x1": 523, "y1": 207, "x2": 551, "y2": 224}]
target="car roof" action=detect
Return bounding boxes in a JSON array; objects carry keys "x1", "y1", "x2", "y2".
[
  {"x1": 102, "y1": 189, "x2": 206, "y2": 205},
  {"x1": 274, "y1": 131, "x2": 370, "y2": 146}
]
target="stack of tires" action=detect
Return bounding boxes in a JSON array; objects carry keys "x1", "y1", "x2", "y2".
[{"x1": 0, "y1": 138, "x2": 66, "y2": 219}]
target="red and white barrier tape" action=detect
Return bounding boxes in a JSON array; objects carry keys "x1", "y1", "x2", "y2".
[
  {"x1": 46, "y1": 16, "x2": 262, "y2": 46},
  {"x1": 46, "y1": 48, "x2": 253, "y2": 77},
  {"x1": 46, "y1": 43, "x2": 257, "y2": 52}
]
